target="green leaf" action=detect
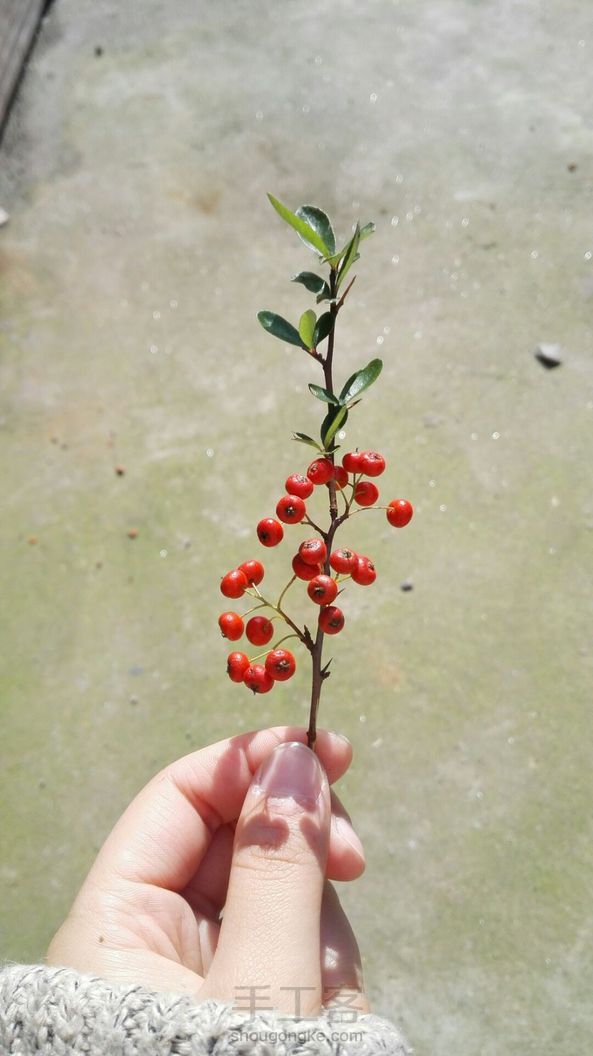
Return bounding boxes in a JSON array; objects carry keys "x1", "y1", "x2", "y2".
[
  {"x1": 320, "y1": 405, "x2": 349, "y2": 449},
  {"x1": 320, "y1": 220, "x2": 374, "y2": 269},
  {"x1": 258, "y1": 310, "x2": 307, "y2": 349},
  {"x1": 336, "y1": 224, "x2": 361, "y2": 290},
  {"x1": 359, "y1": 221, "x2": 375, "y2": 241},
  {"x1": 267, "y1": 194, "x2": 330, "y2": 256},
  {"x1": 339, "y1": 358, "x2": 383, "y2": 403},
  {"x1": 308, "y1": 383, "x2": 339, "y2": 405},
  {"x1": 292, "y1": 431, "x2": 324, "y2": 452},
  {"x1": 316, "y1": 285, "x2": 332, "y2": 304},
  {"x1": 320, "y1": 244, "x2": 348, "y2": 268},
  {"x1": 320, "y1": 408, "x2": 334, "y2": 446},
  {"x1": 313, "y1": 311, "x2": 333, "y2": 348},
  {"x1": 295, "y1": 206, "x2": 336, "y2": 256},
  {"x1": 298, "y1": 309, "x2": 317, "y2": 349},
  {"x1": 336, "y1": 253, "x2": 360, "y2": 289},
  {"x1": 292, "y1": 271, "x2": 326, "y2": 294}
]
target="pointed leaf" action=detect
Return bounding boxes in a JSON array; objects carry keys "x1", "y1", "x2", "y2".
[
  {"x1": 339, "y1": 358, "x2": 383, "y2": 402},
  {"x1": 308, "y1": 383, "x2": 339, "y2": 405},
  {"x1": 359, "y1": 221, "x2": 375, "y2": 241},
  {"x1": 321, "y1": 405, "x2": 349, "y2": 449},
  {"x1": 292, "y1": 432, "x2": 324, "y2": 452},
  {"x1": 292, "y1": 271, "x2": 326, "y2": 294},
  {"x1": 258, "y1": 310, "x2": 307, "y2": 349},
  {"x1": 316, "y1": 286, "x2": 332, "y2": 303},
  {"x1": 320, "y1": 244, "x2": 348, "y2": 268},
  {"x1": 267, "y1": 194, "x2": 330, "y2": 256},
  {"x1": 295, "y1": 205, "x2": 336, "y2": 256},
  {"x1": 320, "y1": 221, "x2": 374, "y2": 268},
  {"x1": 313, "y1": 311, "x2": 333, "y2": 348},
  {"x1": 298, "y1": 309, "x2": 317, "y2": 349},
  {"x1": 320, "y1": 408, "x2": 334, "y2": 447},
  {"x1": 336, "y1": 224, "x2": 361, "y2": 290},
  {"x1": 336, "y1": 252, "x2": 360, "y2": 286},
  {"x1": 339, "y1": 358, "x2": 383, "y2": 403}
]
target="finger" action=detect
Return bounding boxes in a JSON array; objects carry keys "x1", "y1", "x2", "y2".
[
  {"x1": 181, "y1": 823, "x2": 235, "y2": 919},
  {"x1": 327, "y1": 790, "x2": 365, "y2": 881},
  {"x1": 200, "y1": 741, "x2": 330, "y2": 1016},
  {"x1": 182, "y1": 788, "x2": 365, "y2": 921},
  {"x1": 194, "y1": 916, "x2": 220, "y2": 977},
  {"x1": 84, "y1": 726, "x2": 351, "y2": 896},
  {"x1": 320, "y1": 882, "x2": 370, "y2": 1013}
]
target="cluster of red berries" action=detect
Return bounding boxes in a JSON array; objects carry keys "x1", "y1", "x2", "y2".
[
  {"x1": 226, "y1": 647, "x2": 296, "y2": 695},
  {"x1": 218, "y1": 450, "x2": 413, "y2": 693},
  {"x1": 218, "y1": 558, "x2": 296, "y2": 694}
]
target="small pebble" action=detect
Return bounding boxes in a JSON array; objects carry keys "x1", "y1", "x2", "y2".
[
  {"x1": 400, "y1": 578, "x2": 414, "y2": 592},
  {"x1": 0, "y1": 207, "x2": 9, "y2": 227},
  {"x1": 127, "y1": 527, "x2": 138, "y2": 539},
  {"x1": 115, "y1": 464, "x2": 125, "y2": 476},
  {"x1": 534, "y1": 343, "x2": 563, "y2": 369},
  {"x1": 27, "y1": 535, "x2": 37, "y2": 545}
]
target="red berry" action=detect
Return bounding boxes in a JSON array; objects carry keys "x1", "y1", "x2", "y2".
[
  {"x1": 220, "y1": 568, "x2": 249, "y2": 598},
  {"x1": 360, "y1": 451, "x2": 385, "y2": 477},
  {"x1": 227, "y1": 651, "x2": 250, "y2": 682},
  {"x1": 238, "y1": 559, "x2": 265, "y2": 586},
  {"x1": 298, "y1": 537, "x2": 327, "y2": 566},
  {"x1": 351, "y1": 555, "x2": 376, "y2": 586},
  {"x1": 329, "y1": 547, "x2": 358, "y2": 574},
  {"x1": 318, "y1": 605, "x2": 345, "y2": 634},
  {"x1": 353, "y1": 481, "x2": 379, "y2": 507},
  {"x1": 333, "y1": 465, "x2": 349, "y2": 490},
  {"x1": 276, "y1": 494, "x2": 306, "y2": 524},
  {"x1": 307, "y1": 457, "x2": 334, "y2": 485},
  {"x1": 292, "y1": 553, "x2": 322, "y2": 581},
  {"x1": 307, "y1": 574, "x2": 338, "y2": 605},
  {"x1": 285, "y1": 473, "x2": 314, "y2": 499},
  {"x1": 256, "y1": 517, "x2": 284, "y2": 547},
  {"x1": 246, "y1": 615, "x2": 274, "y2": 646},
  {"x1": 243, "y1": 663, "x2": 274, "y2": 694},
  {"x1": 218, "y1": 611, "x2": 244, "y2": 640},
  {"x1": 342, "y1": 451, "x2": 364, "y2": 474},
  {"x1": 265, "y1": 648, "x2": 296, "y2": 681},
  {"x1": 386, "y1": 499, "x2": 413, "y2": 528}
]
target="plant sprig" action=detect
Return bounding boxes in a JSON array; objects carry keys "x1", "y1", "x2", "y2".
[
  {"x1": 219, "y1": 196, "x2": 413, "y2": 749},
  {"x1": 257, "y1": 195, "x2": 382, "y2": 456}
]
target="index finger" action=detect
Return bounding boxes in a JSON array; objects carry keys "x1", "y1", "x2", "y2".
[{"x1": 86, "y1": 726, "x2": 352, "y2": 894}]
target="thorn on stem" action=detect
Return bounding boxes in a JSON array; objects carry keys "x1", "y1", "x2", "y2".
[{"x1": 320, "y1": 658, "x2": 333, "y2": 679}]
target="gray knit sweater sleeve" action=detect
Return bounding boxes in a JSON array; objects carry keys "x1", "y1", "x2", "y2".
[{"x1": 0, "y1": 963, "x2": 411, "y2": 1055}]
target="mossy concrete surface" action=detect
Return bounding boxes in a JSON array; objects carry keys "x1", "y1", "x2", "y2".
[{"x1": 1, "y1": 2, "x2": 592, "y2": 1053}]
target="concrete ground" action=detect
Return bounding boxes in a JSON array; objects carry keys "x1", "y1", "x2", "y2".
[{"x1": 1, "y1": 2, "x2": 592, "y2": 1053}]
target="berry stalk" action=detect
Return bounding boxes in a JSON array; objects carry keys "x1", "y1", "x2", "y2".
[{"x1": 306, "y1": 266, "x2": 339, "y2": 750}]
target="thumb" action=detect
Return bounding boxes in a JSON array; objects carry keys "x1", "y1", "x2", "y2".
[{"x1": 199, "y1": 740, "x2": 330, "y2": 1016}]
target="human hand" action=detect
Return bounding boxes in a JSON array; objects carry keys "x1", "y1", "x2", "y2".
[{"x1": 46, "y1": 726, "x2": 369, "y2": 1017}]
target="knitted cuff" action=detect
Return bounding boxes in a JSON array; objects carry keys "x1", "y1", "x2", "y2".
[{"x1": 0, "y1": 963, "x2": 411, "y2": 1055}]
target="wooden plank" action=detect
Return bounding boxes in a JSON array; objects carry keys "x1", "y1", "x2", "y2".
[{"x1": 0, "y1": 0, "x2": 47, "y2": 133}]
